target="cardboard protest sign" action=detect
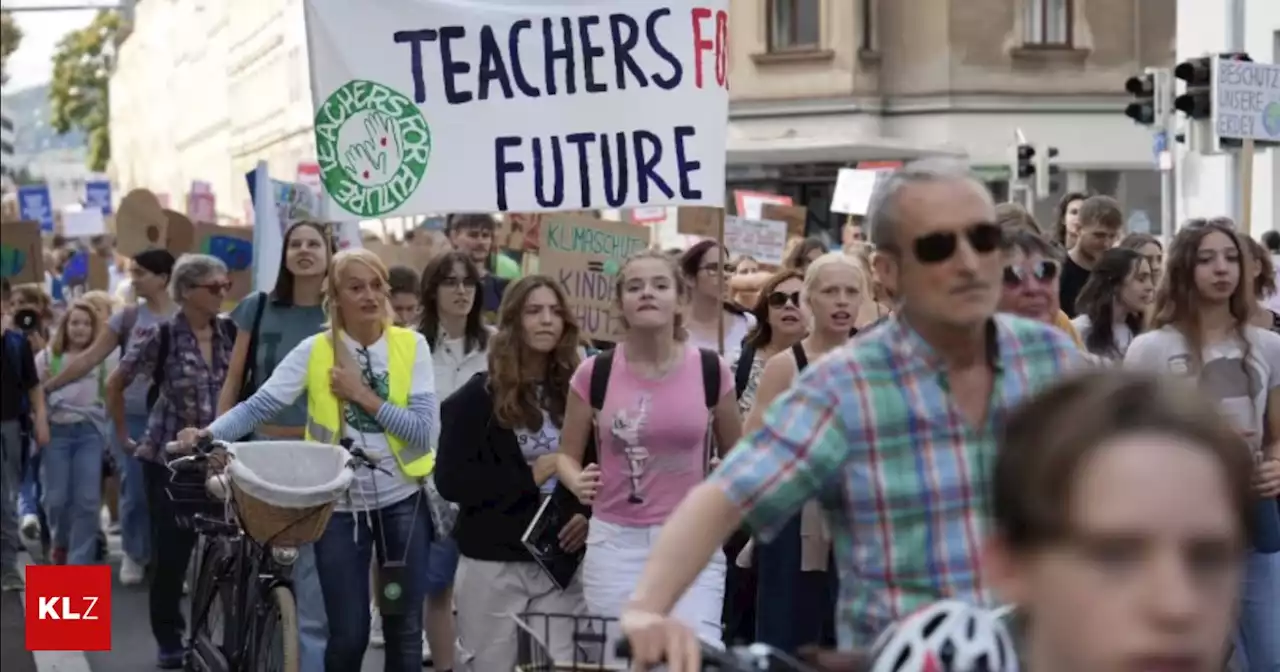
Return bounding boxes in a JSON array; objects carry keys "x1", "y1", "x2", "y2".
[
  {"x1": 734, "y1": 191, "x2": 792, "y2": 220},
  {"x1": 363, "y1": 242, "x2": 437, "y2": 274},
  {"x1": 115, "y1": 189, "x2": 169, "y2": 256},
  {"x1": 539, "y1": 214, "x2": 650, "y2": 341},
  {"x1": 163, "y1": 210, "x2": 196, "y2": 256},
  {"x1": 0, "y1": 221, "x2": 45, "y2": 285},
  {"x1": 677, "y1": 206, "x2": 721, "y2": 237},
  {"x1": 61, "y1": 250, "x2": 110, "y2": 299},
  {"x1": 193, "y1": 224, "x2": 254, "y2": 301},
  {"x1": 724, "y1": 216, "x2": 787, "y2": 266},
  {"x1": 305, "y1": 0, "x2": 729, "y2": 218},
  {"x1": 760, "y1": 203, "x2": 808, "y2": 240}
]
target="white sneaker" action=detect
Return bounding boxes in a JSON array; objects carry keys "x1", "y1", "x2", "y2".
[
  {"x1": 369, "y1": 607, "x2": 385, "y2": 648},
  {"x1": 119, "y1": 556, "x2": 146, "y2": 585},
  {"x1": 19, "y1": 514, "x2": 40, "y2": 543}
]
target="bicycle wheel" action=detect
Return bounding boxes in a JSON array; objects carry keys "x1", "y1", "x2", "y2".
[
  {"x1": 252, "y1": 585, "x2": 300, "y2": 672},
  {"x1": 189, "y1": 541, "x2": 231, "y2": 668}
]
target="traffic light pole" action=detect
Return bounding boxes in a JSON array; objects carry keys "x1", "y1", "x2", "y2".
[
  {"x1": 1157, "y1": 68, "x2": 1175, "y2": 241},
  {"x1": 1226, "y1": 0, "x2": 1245, "y2": 226}
]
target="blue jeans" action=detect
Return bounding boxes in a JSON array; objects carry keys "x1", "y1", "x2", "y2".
[
  {"x1": 114, "y1": 414, "x2": 151, "y2": 563},
  {"x1": 293, "y1": 543, "x2": 327, "y2": 671},
  {"x1": 39, "y1": 421, "x2": 103, "y2": 565},
  {"x1": 1236, "y1": 549, "x2": 1280, "y2": 672},
  {"x1": 315, "y1": 492, "x2": 431, "y2": 672}
]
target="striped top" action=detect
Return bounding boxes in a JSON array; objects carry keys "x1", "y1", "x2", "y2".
[{"x1": 711, "y1": 313, "x2": 1082, "y2": 647}]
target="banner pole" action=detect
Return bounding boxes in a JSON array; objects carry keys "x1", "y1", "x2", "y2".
[{"x1": 717, "y1": 208, "x2": 725, "y2": 355}]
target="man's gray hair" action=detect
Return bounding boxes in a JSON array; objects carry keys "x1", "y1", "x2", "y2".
[
  {"x1": 169, "y1": 253, "x2": 228, "y2": 302},
  {"x1": 866, "y1": 158, "x2": 990, "y2": 251}
]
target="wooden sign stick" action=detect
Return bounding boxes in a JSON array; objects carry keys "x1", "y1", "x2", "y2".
[
  {"x1": 1240, "y1": 138, "x2": 1255, "y2": 234},
  {"x1": 717, "y1": 208, "x2": 725, "y2": 355}
]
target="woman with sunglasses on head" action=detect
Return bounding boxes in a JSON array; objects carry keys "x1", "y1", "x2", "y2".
[
  {"x1": 1071, "y1": 247, "x2": 1153, "y2": 362},
  {"x1": 997, "y1": 229, "x2": 1085, "y2": 349},
  {"x1": 401, "y1": 251, "x2": 491, "y2": 671},
  {"x1": 181, "y1": 249, "x2": 439, "y2": 672},
  {"x1": 214, "y1": 220, "x2": 332, "y2": 670},
  {"x1": 1124, "y1": 221, "x2": 1280, "y2": 672},
  {"x1": 434, "y1": 275, "x2": 590, "y2": 671},
  {"x1": 679, "y1": 241, "x2": 756, "y2": 363},
  {"x1": 105, "y1": 253, "x2": 236, "y2": 669},
  {"x1": 746, "y1": 253, "x2": 865, "y2": 655},
  {"x1": 1120, "y1": 232, "x2": 1164, "y2": 281},
  {"x1": 558, "y1": 248, "x2": 742, "y2": 660}
]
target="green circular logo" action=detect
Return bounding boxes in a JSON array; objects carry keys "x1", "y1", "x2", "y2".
[
  {"x1": 313, "y1": 79, "x2": 432, "y2": 218},
  {"x1": 603, "y1": 259, "x2": 621, "y2": 276},
  {"x1": 383, "y1": 581, "x2": 402, "y2": 601}
]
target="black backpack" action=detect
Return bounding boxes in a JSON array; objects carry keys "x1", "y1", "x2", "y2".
[{"x1": 147, "y1": 316, "x2": 238, "y2": 407}]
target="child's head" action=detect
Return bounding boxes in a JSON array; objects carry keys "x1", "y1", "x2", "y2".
[
  {"x1": 989, "y1": 371, "x2": 1252, "y2": 672},
  {"x1": 387, "y1": 265, "x2": 421, "y2": 327},
  {"x1": 52, "y1": 300, "x2": 104, "y2": 354},
  {"x1": 79, "y1": 290, "x2": 117, "y2": 323},
  {"x1": 616, "y1": 248, "x2": 688, "y2": 339},
  {"x1": 1073, "y1": 195, "x2": 1123, "y2": 259}
]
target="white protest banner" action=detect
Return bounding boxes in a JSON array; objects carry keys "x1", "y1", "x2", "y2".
[
  {"x1": 1215, "y1": 58, "x2": 1280, "y2": 142},
  {"x1": 723, "y1": 216, "x2": 786, "y2": 266},
  {"x1": 830, "y1": 169, "x2": 885, "y2": 215},
  {"x1": 305, "y1": 0, "x2": 729, "y2": 219}
]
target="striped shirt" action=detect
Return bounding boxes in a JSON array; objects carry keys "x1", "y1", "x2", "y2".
[{"x1": 711, "y1": 313, "x2": 1082, "y2": 647}]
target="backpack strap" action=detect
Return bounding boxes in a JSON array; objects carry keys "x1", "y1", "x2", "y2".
[
  {"x1": 239, "y1": 292, "x2": 268, "y2": 398},
  {"x1": 699, "y1": 348, "x2": 721, "y2": 409},
  {"x1": 588, "y1": 348, "x2": 616, "y2": 411},
  {"x1": 733, "y1": 345, "x2": 755, "y2": 400},
  {"x1": 792, "y1": 342, "x2": 810, "y2": 373}
]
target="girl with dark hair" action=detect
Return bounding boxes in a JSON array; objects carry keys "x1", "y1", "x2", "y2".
[
  {"x1": 783, "y1": 237, "x2": 827, "y2": 272},
  {"x1": 679, "y1": 240, "x2": 755, "y2": 363},
  {"x1": 1242, "y1": 236, "x2": 1280, "y2": 334},
  {"x1": 1052, "y1": 191, "x2": 1088, "y2": 249},
  {"x1": 410, "y1": 250, "x2": 492, "y2": 670},
  {"x1": 216, "y1": 219, "x2": 332, "y2": 670},
  {"x1": 1071, "y1": 247, "x2": 1153, "y2": 361},
  {"x1": 434, "y1": 275, "x2": 589, "y2": 670},
  {"x1": 1124, "y1": 222, "x2": 1280, "y2": 671},
  {"x1": 1119, "y1": 231, "x2": 1163, "y2": 280}
]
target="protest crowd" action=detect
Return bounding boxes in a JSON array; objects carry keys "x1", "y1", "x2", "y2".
[{"x1": 1, "y1": 2, "x2": 1278, "y2": 672}]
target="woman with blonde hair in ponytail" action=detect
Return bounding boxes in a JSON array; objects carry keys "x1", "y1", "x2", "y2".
[{"x1": 179, "y1": 248, "x2": 441, "y2": 671}]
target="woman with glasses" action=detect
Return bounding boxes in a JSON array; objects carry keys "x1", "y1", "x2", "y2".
[
  {"x1": 997, "y1": 229, "x2": 1085, "y2": 349},
  {"x1": 1071, "y1": 247, "x2": 1153, "y2": 362},
  {"x1": 106, "y1": 253, "x2": 236, "y2": 669},
  {"x1": 678, "y1": 241, "x2": 755, "y2": 363}
]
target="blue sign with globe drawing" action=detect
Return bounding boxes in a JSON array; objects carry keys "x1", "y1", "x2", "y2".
[{"x1": 1215, "y1": 58, "x2": 1280, "y2": 143}]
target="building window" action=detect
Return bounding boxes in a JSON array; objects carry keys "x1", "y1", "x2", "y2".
[
  {"x1": 768, "y1": 0, "x2": 820, "y2": 52},
  {"x1": 1023, "y1": 0, "x2": 1072, "y2": 46}
]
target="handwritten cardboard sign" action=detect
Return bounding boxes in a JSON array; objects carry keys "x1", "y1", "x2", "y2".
[
  {"x1": 677, "y1": 206, "x2": 721, "y2": 238},
  {"x1": 115, "y1": 189, "x2": 169, "y2": 256},
  {"x1": 760, "y1": 204, "x2": 808, "y2": 240},
  {"x1": 724, "y1": 217, "x2": 787, "y2": 266},
  {"x1": 193, "y1": 224, "x2": 254, "y2": 301},
  {"x1": 363, "y1": 242, "x2": 438, "y2": 274},
  {"x1": 539, "y1": 214, "x2": 650, "y2": 341},
  {"x1": 163, "y1": 210, "x2": 196, "y2": 256},
  {"x1": 0, "y1": 220, "x2": 45, "y2": 285}
]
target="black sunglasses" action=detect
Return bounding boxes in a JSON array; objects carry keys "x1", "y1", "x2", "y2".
[
  {"x1": 1003, "y1": 260, "x2": 1059, "y2": 287},
  {"x1": 767, "y1": 291, "x2": 800, "y2": 308},
  {"x1": 912, "y1": 223, "x2": 1003, "y2": 264}
]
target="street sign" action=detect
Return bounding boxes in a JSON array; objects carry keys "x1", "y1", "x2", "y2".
[
  {"x1": 18, "y1": 184, "x2": 53, "y2": 233},
  {"x1": 1215, "y1": 58, "x2": 1280, "y2": 143},
  {"x1": 85, "y1": 180, "x2": 112, "y2": 215}
]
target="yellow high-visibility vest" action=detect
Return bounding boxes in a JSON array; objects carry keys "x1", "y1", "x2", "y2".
[{"x1": 303, "y1": 325, "x2": 434, "y2": 479}]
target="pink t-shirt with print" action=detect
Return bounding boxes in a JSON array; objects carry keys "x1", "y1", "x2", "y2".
[{"x1": 570, "y1": 344, "x2": 734, "y2": 527}]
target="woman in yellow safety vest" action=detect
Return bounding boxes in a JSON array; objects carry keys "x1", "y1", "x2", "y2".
[{"x1": 179, "y1": 248, "x2": 439, "y2": 672}]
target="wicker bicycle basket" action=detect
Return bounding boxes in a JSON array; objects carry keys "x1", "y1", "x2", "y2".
[{"x1": 222, "y1": 441, "x2": 355, "y2": 547}]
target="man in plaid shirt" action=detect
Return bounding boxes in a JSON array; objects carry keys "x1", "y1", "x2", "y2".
[{"x1": 618, "y1": 159, "x2": 1084, "y2": 669}]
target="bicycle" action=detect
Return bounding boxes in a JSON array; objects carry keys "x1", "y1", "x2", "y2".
[{"x1": 168, "y1": 435, "x2": 380, "y2": 672}]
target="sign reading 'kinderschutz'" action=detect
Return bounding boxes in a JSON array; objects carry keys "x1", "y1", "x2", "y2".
[
  {"x1": 1215, "y1": 58, "x2": 1280, "y2": 142},
  {"x1": 304, "y1": 0, "x2": 729, "y2": 220}
]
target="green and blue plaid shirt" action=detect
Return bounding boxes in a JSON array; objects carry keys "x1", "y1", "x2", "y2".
[{"x1": 711, "y1": 313, "x2": 1082, "y2": 647}]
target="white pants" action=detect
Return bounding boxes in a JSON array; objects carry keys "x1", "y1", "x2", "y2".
[
  {"x1": 454, "y1": 557, "x2": 591, "y2": 672},
  {"x1": 582, "y1": 519, "x2": 726, "y2": 662}
]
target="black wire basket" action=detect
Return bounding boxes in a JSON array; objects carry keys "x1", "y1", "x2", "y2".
[
  {"x1": 164, "y1": 455, "x2": 232, "y2": 531},
  {"x1": 514, "y1": 612, "x2": 623, "y2": 671}
]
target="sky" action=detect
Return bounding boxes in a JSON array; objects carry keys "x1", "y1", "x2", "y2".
[{"x1": 4, "y1": 1, "x2": 103, "y2": 92}]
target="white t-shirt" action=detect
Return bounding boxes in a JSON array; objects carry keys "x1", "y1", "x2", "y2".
[
  {"x1": 36, "y1": 347, "x2": 117, "y2": 424},
  {"x1": 515, "y1": 408, "x2": 561, "y2": 494},
  {"x1": 1125, "y1": 325, "x2": 1280, "y2": 456},
  {"x1": 211, "y1": 329, "x2": 437, "y2": 511},
  {"x1": 1071, "y1": 314, "x2": 1135, "y2": 360},
  {"x1": 686, "y1": 311, "x2": 755, "y2": 363}
]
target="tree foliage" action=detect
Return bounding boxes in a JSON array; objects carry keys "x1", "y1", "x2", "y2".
[
  {"x1": 0, "y1": 12, "x2": 22, "y2": 85},
  {"x1": 49, "y1": 10, "x2": 123, "y2": 173}
]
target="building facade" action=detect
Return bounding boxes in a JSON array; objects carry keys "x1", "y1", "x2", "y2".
[{"x1": 727, "y1": 0, "x2": 1176, "y2": 238}]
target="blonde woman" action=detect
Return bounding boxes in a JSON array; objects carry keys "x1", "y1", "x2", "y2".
[{"x1": 180, "y1": 248, "x2": 440, "y2": 671}]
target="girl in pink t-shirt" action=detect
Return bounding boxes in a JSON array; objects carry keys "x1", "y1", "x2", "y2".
[{"x1": 558, "y1": 248, "x2": 742, "y2": 651}]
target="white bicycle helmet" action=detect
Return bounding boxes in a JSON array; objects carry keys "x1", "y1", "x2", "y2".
[{"x1": 869, "y1": 599, "x2": 1019, "y2": 672}]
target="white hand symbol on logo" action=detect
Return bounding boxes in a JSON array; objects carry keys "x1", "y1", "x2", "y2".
[{"x1": 342, "y1": 112, "x2": 402, "y2": 185}]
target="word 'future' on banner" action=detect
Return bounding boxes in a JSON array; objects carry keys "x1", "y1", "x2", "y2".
[{"x1": 393, "y1": 8, "x2": 728, "y2": 212}]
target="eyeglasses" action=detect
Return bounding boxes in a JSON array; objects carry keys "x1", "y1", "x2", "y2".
[
  {"x1": 1003, "y1": 260, "x2": 1059, "y2": 288},
  {"x1": 195, "y1": 281, "x2": 232, "y2": 295},
  {"x1": 700, "y1": 262, "x2": 737, "y2": 276},
  {"x1": 767, "y1": 291, "x2": 801, "y2": 308},
  {"x1": 440, "y1": 277, "x2": 478, "y2": 289},
  {"x1": 912, "y1": 223, "x2": 1003, "y2": 264}
]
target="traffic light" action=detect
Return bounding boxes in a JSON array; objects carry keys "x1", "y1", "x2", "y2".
[
  {"x1": 1124, "y1": 73, "x2": 1156, "y2": 126},
  {"x1": 1036, "y1": 145, "x2": 1060, "y2": 196},
  {"x1": 1173, "y1": 56, "x2": 1212, "y2": 120},
  {"x1": 1014, "y1": 144, "x2": 1036, "y2": 182}
]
